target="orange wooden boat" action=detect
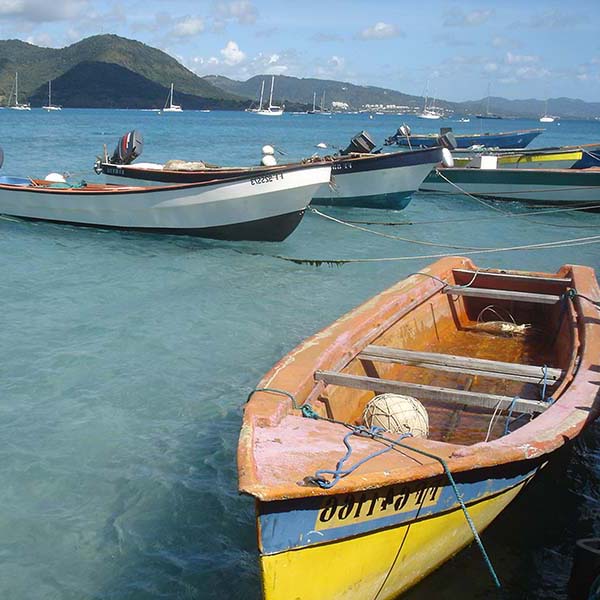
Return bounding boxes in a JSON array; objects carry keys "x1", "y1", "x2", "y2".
[{"x1": 238, "y1": 256, "x2": 600, "y2": 600}]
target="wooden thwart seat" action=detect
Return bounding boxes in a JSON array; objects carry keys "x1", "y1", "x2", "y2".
[
  {"x1": 359, "y1": 345, "x2": 563, "y2": 384},
  {"x1": 314, "y1": 370, "x2": 549, "y2": 415},
  {"x1": 443, "y1": 286, "x2": 561, "y2": 304}
]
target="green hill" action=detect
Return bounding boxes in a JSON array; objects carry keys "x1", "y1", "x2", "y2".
[
  {"x1": 205, "y1": 74, "x2": 600, "y2": 120},
  {"x1": 28, "y1": 62, "x2": 246, "y2": 109},
  {"x1": 0, "y1": 34, "x2": 241, "y2": 107}
]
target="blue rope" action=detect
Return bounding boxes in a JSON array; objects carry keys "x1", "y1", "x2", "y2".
[
  {"x1": 247, "y1": 390, "x2": 502, "y2": 589},
  {"x1": 540, "y1": 365, "x2": 548, "y2": 402},
  {"x1": 311, "y1": 426, "x2": 412, "y2": 489},
  {"x1": 503, "y1": 396, "x2": 520, "y2": 436}
]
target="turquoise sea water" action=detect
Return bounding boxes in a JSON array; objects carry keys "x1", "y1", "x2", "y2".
[{"x1": 1, "y1": 109, "x2": 599, "y2": 599}]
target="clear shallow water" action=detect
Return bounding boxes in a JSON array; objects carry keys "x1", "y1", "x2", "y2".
[{"x1": 0, "y1": 109, "x2": 599, "y2": 599}]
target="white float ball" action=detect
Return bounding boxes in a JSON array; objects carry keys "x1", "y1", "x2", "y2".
[
  {"x1": 44, "y1": 172, "x2": 66, "y2": 183},
  {"x1": 362, "y1": 394, "x2": 429, "y2": 438}
]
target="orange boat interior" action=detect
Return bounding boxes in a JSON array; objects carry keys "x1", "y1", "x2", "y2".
[{"x1": 313, "y1": 268, "x2": 576, "y2": 446}]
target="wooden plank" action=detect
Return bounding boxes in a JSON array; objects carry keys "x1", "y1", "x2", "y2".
[
  {"x1": 443, "y1": 286, "x2": 561, "y2": 304},
  {"x1": 314, "y1": 370, "x2": 549, "y2": 415},
  {"x1": 360, "y1": 345, "x2": 563, "y2": 383},
  {"x1": 452, "y1": 268, "x2": 571, "y2": 287}
]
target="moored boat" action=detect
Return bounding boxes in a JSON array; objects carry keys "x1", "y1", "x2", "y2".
[
  {"x1": 97, "y1": 130, "x2": 444, "y2": 210},
  {"x1": 420, "y1": 165, "x2": 600, "y2": 205},
  {"x1": 238, "y1": 257, "x2": 600, "y2": 600},
  {"x1": 450, "y1": 142, "x2": 600, "y2": 169},
  {"x1": 0, "y1": 162, "x2": 331, "y2": 241},
  {"x1": 386, "y1": 127, "x2": 544, "y2": 149}
]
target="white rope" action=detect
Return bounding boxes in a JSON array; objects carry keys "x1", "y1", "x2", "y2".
[
  {"x1": 309, "y1": 207, "x2": 494, "y2": 250},
  {"x1": 271, "y1": 234, "x2": 600, "y2": 265}
]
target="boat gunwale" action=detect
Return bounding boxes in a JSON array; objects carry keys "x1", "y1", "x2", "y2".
[{"x1": 0, "y1": 162, "x2": 333, "y2": 196}]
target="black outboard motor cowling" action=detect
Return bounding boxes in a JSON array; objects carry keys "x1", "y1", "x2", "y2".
[
  {"x1": 341, "y1": 130, "x2": 376, "y2": 155},
  {"x1": 110, "y1": 130, "x2": 144, "y2": 165}
]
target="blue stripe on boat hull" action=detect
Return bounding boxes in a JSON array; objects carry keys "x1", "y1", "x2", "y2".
[{"x1": 258, "y1": 462, "x2": 540, "y2": 555}]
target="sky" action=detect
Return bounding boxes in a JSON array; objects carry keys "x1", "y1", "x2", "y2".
[{"x1": 1, "y1": 0, "x2": 600, "y2": 102}]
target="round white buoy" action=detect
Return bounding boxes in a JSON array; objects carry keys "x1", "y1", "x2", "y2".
[
  {"x1": 44, "y1": 172, "x2": 66, "y2": 183},
  {"x1": 441, "y1": 148, "x2": 454, "y2": 168},
  {"x1": 362, "y1": 394, "x2": 429, "y2": 438},
  {"x1": 261, "y1": 154, "x2": 277, "y2": 167},
  {"x1": 261, "y1": 145, "x2": 275, "y2": 156}
]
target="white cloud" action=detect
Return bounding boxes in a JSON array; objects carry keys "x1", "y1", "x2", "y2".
[
  {"x1": 220, "y1": 40, "x2": 245, "y2": 65},
  {"x1": 359, "y1": 22, "x2": 401, "y2": 40},
  {"x1": 213, "y1": 0, "x2": 256, "y2": 25},
  {"x1": 505, "y1": 52, "x2": 539, "y2": 65},
  {"x1": 172, "y1": 16, "x2": 204, "y2": 37},
  {"x1": 0, "y1": 0, "x2": 88, "y2": 21},
  {"x1": 444, "y1": 9, "x2": 493, "y2": 27}
]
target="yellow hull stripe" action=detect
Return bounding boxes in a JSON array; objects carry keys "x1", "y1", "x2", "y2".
[{"x1": 260, "y1": 481, "x2": 526, "y2": 600}]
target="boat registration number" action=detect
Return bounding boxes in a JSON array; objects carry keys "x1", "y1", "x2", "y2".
[
  {"x1": 250, "y1": 173, "x2": 284, "y2": 185},
  {"x1": 315, "y1": 483, "x2": 440, "y2": 530}
]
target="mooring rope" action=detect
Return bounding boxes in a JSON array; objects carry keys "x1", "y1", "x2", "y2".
[
  {"x1": 434, "y1": 170, "x2": 600, "y2": 229},
  {"x1": 342, "y1": 202, "x2": 600, "y2": 227},
  {"x1": 309, "y1": 207, "x2": 494, "y2": 250},
  {"x1": 254, "y1": 234, "x2": 600, "y2": 266}
]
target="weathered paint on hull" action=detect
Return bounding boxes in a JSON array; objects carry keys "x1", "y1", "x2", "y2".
[{"x1": 259, "y1": 477, "x2": 530, "y2": 600}]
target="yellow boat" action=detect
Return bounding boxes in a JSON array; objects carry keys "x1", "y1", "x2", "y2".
[
  {"x1": 238, "y1": 257, "x2": 600, "y2": 599},
  {"x1": 452, "y1": 143, "x2": 600, "y2": 169}
]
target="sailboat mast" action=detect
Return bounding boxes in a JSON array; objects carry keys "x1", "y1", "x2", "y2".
[
  {"x1": 259, "y1": 80, "x2": 265, "y2": 110},
  {"x1": 170, "y1": 83, "x2": 174, "y2": 109},
  {"x1": 312, "y1": 92, "x2": 316, "y2": 112},
  {"x1": 48, "y1": 80, "x2": 52, "y2": 105},
  {"x1": 268, "y1": 76, "x2": 274, "y2": 108},
  {"x1": 320, "y1": 91, "x2": 325, "y2": 111},
  {"x1": 15, "y1": 72, "x2": 18, "y2": 106}
]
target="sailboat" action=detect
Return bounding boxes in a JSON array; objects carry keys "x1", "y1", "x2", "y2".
[
  {"x1": 540, "y1": 99, "x2": 558, "y2": 123},
  {"x1": 255, "y1": 76, "x2": 284, "y2": 116},
  {"x1": 245, "y1": 80, "x2": 265, "y2": 113},
  {"x1": 307, "y1": 91, "x2": 331, "y2": 115},
  {"x1": 42, "y1": 80, "x2": 61, "y2": 111},
  {"x1": 418, "y1": 81, "x2": 442, "y2": 119},
  {"x1": 8, "y1": 73, "x2": 31, "y2": 111},
  {"x1": 476, "y1": 83, "x2": 502, "y2": 120},
  {"x1": 160, "y1": 83, "x2": 182, "y2": 113}
]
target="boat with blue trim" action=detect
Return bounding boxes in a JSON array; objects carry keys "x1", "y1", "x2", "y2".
[
  {"x1": 386, "y1": 127, "x2": 544, "y2": 149},
  {"x1": 238, "y1": 257, "x2": 600, "y2": 600},
  {"x1": 97, "y1": 130, "x2": 444, "y2": 210}
]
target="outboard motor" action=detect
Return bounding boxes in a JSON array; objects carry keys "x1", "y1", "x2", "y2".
[
  {"x1": 437, "y1": 130, "x2": 457, "y2": 150},
  {"x1": 110, "y1": 130, "x2": 144, "y2": 165},
  {"x1": 384, "y1": 124, "x2": 410, "y2": 146},
  {"x1": 341, "y1": 130, "x2": 376, "y2": 155}
]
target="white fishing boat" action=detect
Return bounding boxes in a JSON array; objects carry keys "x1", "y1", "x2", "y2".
[
  {"x1": 42, "y1": 80, "x2": 61, "y2": 111},
  {"x1": 97, "y1": 130, "x2": 443, "y2": 210},
  {"x1": 0, "y1": 160, "x2": 331, "y2": 240},
  {"x1": 8, "y1": 73, "x2": 31, "y2": 111},
  {"x1": 160, "y1": 83, "x2": 182, "y2": 113},
  {"x1": 254, "y1": 76, "x2": 284, "y2": 116}
]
